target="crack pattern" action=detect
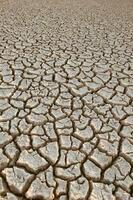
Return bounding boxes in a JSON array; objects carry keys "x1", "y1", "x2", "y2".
[{"x1": 0, "y1": 0, "x2": 133, "y2": 199}]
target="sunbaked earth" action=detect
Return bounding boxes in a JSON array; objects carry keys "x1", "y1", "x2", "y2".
[{"x1": 0, "y1": 0, "x2": 133, "y2": 199}]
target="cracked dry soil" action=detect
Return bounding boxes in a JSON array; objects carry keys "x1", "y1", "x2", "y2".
[{"x1": 0, "y1": 0, "x2": 133, "y2": 199}]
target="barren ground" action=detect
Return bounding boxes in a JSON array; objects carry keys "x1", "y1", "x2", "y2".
[{"x1": 0, "y1": 0, "x2": 133, "y2": 199}]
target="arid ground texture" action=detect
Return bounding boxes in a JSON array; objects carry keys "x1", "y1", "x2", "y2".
[{"x1": 0, "y1": 0, "x2": 133, "y2": 199}]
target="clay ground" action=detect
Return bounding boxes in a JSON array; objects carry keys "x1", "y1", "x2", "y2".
[{"x1": 0, "y1": 0, "x2": 133, "y2": 199}]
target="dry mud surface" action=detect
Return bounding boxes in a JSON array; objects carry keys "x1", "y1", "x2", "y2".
[{"x1": 0, "y1": 0, "x2": 133, "y2": 199}]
